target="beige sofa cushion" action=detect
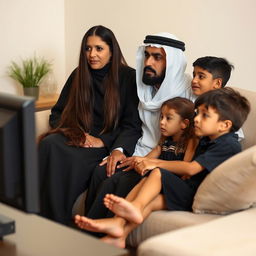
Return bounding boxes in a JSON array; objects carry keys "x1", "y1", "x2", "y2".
[
  {"x1": 193, "y1": 145, "x2": 256, "y2": 215},
  {"x1": 126, "y1": 210, "x2": 219, "y2": 247},
  {"x1": 138, "y1": 207, "x2": 256, "y2": 256}
]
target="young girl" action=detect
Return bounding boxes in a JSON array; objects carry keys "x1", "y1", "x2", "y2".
[{"x1": 128, "y1": 96, "x2": 196, "y2": 173}]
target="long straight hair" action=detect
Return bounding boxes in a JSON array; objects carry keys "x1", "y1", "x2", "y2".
[{"x1": 43, "y1": 25, "x2": 127, "y2": 146}]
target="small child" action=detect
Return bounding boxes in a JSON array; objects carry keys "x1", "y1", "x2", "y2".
[
  {"x1": 137, "y1": 97, "x2": 195, "y2": 164},
  {"x1": 190, "y1": 56, "x2": 244, "y2": 141},
  {"x1": 74, "y1": 87, "x2": 250, "y2": 248},
  {"x1": 191, "y1": 56, "x2": 234, "y2": 97}
]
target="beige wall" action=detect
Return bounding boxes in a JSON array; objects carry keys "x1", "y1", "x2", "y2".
[
  {"x1": 1, "y1": 0, "x2": 255, "y2": 95},
  {"x1": 65, "y1": 0, "x2": 256, "y2": 91},
  {"x1": 0, "y1": 0, "x2": 65, "y2": 94}
]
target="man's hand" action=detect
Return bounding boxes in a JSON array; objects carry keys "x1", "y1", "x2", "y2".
[
  {"x1": 82, "y1": 134, "x2": 104, "y2": 148},
  {"x1": 100, "y1": 150, "x2": 126, "y2": 177}
]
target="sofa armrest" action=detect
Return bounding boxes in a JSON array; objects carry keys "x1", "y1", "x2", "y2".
[
  {"x1": 35, "y1": 110, "x2": 51, "y2": 137},
  {"x1": 138, "y1": 207, "x2": 256, "y2": 256}
]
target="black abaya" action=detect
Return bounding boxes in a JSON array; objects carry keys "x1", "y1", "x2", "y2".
[{"x1": 39, "y1": 65, "x2": 141, "y2": 225}]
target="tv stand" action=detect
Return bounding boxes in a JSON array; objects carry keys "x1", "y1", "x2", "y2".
[{"x1": 0, "y1": 214, "x2": 15, "y2": 239}]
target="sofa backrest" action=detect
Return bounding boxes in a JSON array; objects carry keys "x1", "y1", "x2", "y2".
[
  {"x1": 34, "y1": 87, "x2": 255, "y2": 150},
  {"x1": 232, "y1": 87, "x2": 256, "y2": 150}
]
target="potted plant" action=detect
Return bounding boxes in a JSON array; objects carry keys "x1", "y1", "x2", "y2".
[{"x1": 8, "y1": 56, "x2": 52, "y2": 100}]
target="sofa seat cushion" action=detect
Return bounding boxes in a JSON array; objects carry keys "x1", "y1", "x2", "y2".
[
  {"x1": 138, "y1": 207, "x2": 256, "y2": 256},
  {"x1": 193, "y1": 145, "x2": 256, "y2": 215},
  {"x1": 126, "y1": 210, "x2": 220, "y2": 247}
]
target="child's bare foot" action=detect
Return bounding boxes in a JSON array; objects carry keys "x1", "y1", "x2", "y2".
[
  {"x1": 74, "y1": 215, "x2": 123, "y2": 237},
  {"x1": 104, "y1": 194, "x2": 143, "y2": 224},
  {"x1": 101, "y1": 235, "x2": 126, "y2": 249}
]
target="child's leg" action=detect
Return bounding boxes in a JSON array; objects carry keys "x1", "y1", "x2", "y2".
[
  {"x1": 74, "y1": 178, "x2": 147, "y2": 232},
  {"x1": 74, "y1": 169, "x2": 164, "y2": 247},
  {"x1": 74, "y1": 214, "x2": 125, "y2": 237},
  {"x1": 101, "y1": 194, "x2": 166, "y2": 248},
  {"x1": 121, "y1": 193, "x2": 166, "y2": 237},
  {"x1": 123, "y1": 176, "x2": 147, "y2": 201},
  {"x1": 104, "y1": 168, "x2": 163, "y2": 224},
  {"x1": 75, "y1": 183, "x2": 166, "y2": 248},
  {"x1": 104, "y1": 176, "x2": 147, "y2": 209},
  {"x1": 131, "y1": 168, "x2": 163, "y2": 207}
]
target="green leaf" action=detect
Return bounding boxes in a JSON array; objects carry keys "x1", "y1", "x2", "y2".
[{"x1": 7, "y1": 55, "x2": 52, "y2": 88}]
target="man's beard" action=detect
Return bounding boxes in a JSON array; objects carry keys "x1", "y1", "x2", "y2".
[{"x1": 142, "y1": 66, "x2": 166, "y2": 86}]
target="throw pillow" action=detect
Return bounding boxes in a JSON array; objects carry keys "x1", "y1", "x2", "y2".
[{"x1": 192, "y1": 145, "x2": 256, "y2": 215}]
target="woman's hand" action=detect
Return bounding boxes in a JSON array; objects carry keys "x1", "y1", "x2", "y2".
[{"x1": 81, "y1": 134, "x2": 104, "y2": 148}]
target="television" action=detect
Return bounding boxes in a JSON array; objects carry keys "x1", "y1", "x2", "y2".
[{"x1": 0, "y1": 92, "x2": 40, "y2": 214}]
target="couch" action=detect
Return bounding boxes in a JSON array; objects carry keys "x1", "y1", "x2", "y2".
[{"x1": 35, "y1": 87, "x2": 256, "y2": 255}]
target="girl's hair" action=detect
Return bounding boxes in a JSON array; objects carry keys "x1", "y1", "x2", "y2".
[
  {"x1": 40, "y1": 25, "x2": 127, "y2": 146},
  {"x1": 160, "y1": 97, "x2": 195, "y2": 154}
]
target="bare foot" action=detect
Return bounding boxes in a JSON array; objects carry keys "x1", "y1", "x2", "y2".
[
  {"x1": 74, "y1": 215, "x2": 123, "y2": 237},
  {"x1": 104, "y1": 194, "x2": 143, "y2": 224},
  {"x1": 101, "y1": 235, "x2": 126, "y2": 249}
]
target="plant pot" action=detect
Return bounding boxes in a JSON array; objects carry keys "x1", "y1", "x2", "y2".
[{"x1": 23, "y1": 87, "x2": 39, "y2": 100}]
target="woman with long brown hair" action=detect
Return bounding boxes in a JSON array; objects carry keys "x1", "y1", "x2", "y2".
[{"x1": 39, "y1": 25, "x2": 141, "y2": 225}]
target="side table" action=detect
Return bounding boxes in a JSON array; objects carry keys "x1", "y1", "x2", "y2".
[{"x1": 35, "y1": 94, "x2": 59, "y2": 111}]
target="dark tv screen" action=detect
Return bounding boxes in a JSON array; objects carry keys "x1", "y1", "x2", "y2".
[{"x1": 0, "y1": 92, "x2": 40, "y2": 213}]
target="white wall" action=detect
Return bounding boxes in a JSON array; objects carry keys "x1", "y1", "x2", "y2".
[
  {"x1": 0, "y1": 0, "x2": 65, "y2": 95},
  {"x1": 1, "y1": 0, "x2": 255, "y2": 95},
  {"x1": 65, "y1": 0, "x2": 256, "y2": 91}
]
